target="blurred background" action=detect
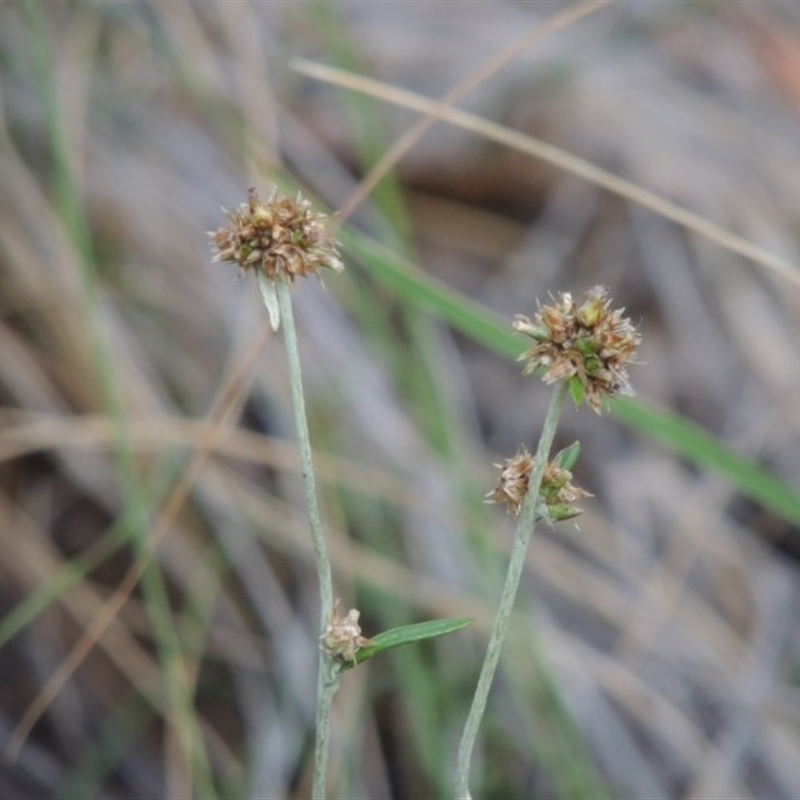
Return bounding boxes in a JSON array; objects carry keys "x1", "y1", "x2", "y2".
[{"x1": 2, "y1": 0, "x2": 800, "y2": 797}]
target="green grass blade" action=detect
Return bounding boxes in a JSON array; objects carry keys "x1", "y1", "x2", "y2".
[
  {"x1": 342, "y1": 227, "x2": 800, "y2": 529},
  {"x1": 613, "y1": 396, "x2": 800, "y2": 528},
  {"x1": 21, "y1": 4, "x2": 217, "y2": 792}
]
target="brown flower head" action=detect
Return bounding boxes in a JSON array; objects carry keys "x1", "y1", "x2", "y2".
[
  {"x1": 320, "y1": 602, "x2": 373, "y2": 664},
  {"x1": 208, "y1": 186, "x2": 343, "y2": 282},
  {"x1": 513, "y1": 285, "x2": 641, "y2": 414},
  {"x1": 486, "y1": 446, "x2": 590, "y2": 520}
]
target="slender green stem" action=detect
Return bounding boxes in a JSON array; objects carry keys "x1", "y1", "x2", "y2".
[
  {"x1": 314, "y1": 658, "x2": 342, "y2": 799},
  {"x1": 455, "y1": 381, "x2": 569, "y2": 799},
  {"x1": 274, "y1": 278, "x2": 334, "y2": 620},
  {"x1": 270, "y1": 277, "x2": 336, "y2": 800}
]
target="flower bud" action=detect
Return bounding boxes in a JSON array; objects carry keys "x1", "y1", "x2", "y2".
[
  {"x1": 209, "y1": 186, "x2": 343, "y2": 282},
  {"x1": 486, "y1": 447, "x2": 590, "y2": 519},
  {"x1": 515, "y1": 285, "x2": 641, "y2": 414},
  {"x1": 321, "y1": 603, "x2": 373, "y2": 664}
]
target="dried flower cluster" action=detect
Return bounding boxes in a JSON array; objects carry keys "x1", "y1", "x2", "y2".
[
  {"x1": 209, "y1": 186, "x2": 343, "y2": 282},
  {"x1": 321, "y1": 603, "x2": 373, "y2": 664},
  {"x1": 514, "y1": 285, "x2": 641, "y2": 414},
  {"x1": 486, "y1": 446, "x2": 590, "y2": 520}
]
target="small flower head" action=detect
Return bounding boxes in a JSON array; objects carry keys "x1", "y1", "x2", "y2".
[
  {"x1": 486, "y1": 446, "x2": 590, "y2": 520},
  {"x1": 208, "y1": 186, "x2": 343, "y2": 282},
  {"x1": 514, "y1": 285, "x2": 641, "y2": 414},
  {"x1": 321, "y1": 602, "x2": 373, "y2": 664}
]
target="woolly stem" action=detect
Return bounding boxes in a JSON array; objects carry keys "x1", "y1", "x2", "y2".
[
  {"x1": 455, "y1": 381, "x2": 569, "y2": 799},
  {"x1": 267, "y1": 276, "x2": 336, "y2": 799}
]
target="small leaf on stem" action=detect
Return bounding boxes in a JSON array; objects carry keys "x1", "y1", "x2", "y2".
[
  {"x1": 341, "y1": 618, "x2": 473, "y2": 671},
  {"x1": 257, "y1": 271, "x2": 281, "y2": 332},
  {"x1": 553, "y1": 441, "x2": 581, "y2": 471}
]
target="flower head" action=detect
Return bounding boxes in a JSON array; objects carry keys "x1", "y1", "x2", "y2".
[
  {"x1": 486, "y1": 446, "x2": 590, "y2": 520},
  {"x1": 208, "y1": 186, "x2": 343, "y2": 282},
  {"x1": 321, "y1": 602, "x2": 373, "y2": 664},
  {"x1": 514, "y1": 285, "x2": 641, "y2": 414}
]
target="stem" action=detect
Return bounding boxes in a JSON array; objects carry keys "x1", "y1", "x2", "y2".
[
  {"x1": 313, "y1": 658, "x2": 341, "y2": 800},
  {"x1": 274, "y1": 278, "x2": 334, "y2": 621},
  {"x1": 455, "y1": 381, "x2": 569, "y2": 799},
  {"x1": 270, "y1": 277, "x2": 336, "y2": 799}
]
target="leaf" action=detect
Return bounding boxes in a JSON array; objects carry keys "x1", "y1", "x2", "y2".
[
  {"x1": 343, "y1": 617, "x2": 473, "y2": 670},
  {"x1": 547, "y1": 503, "x2": 584, "y2": 522},
  {"x1": 568, "y1": 376, "x2": 585, "y2": 409},
  {"x1": 553, "y1": 441, "x2": 581, "y2": 471},
  {"x1": 256, "y1": 271, "x2": 281, "y2": 332}
]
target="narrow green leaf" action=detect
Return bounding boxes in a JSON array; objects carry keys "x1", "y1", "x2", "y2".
[
  {"x1": 612, "y1": 395, "x2": 800, "y2": 529},
  {"x1": 345, "y1": 617, "x2": 473, "y2": 670},
  {"x1": 340, "y1": 230, "x2": 522, "y2": 361}
]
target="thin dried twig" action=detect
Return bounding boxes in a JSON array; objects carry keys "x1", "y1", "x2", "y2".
[{"x1": 294, "y1": 58, "x2": 800, "y2": 289}]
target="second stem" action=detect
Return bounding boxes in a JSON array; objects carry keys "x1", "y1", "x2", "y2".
[{"x1": 455, "y1": 380, "x2": 569, "y2": 799}]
